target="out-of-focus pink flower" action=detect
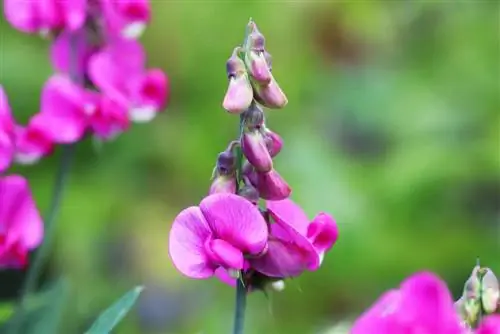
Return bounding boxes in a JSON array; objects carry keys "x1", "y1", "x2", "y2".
[
  {"x1": 0, "y1": 175, "x2": 43, "y2": 268},
  {"x1": 168, "y1": 193, "x2": 268, "y2": 279},
  {"x1": 51, "y1": 30, "x2": 97, "y2": 77},
  {"x1": 14, "y1": 123, "x2": 53, "y2": 165},
  {"x1": 100, "y1": 0, "x2": 151, "y2": 39},
  {"x1": 88, "y1": 39, "x2": 168, "y2": 123},
  {"x1": 476, "y1": 315, "x2": 500, "y2": 334},
  {"x1": 250, "y1": 199, "x2": 337, "y2": 278},
  {"x1": 4, "y1": 0, "x2": 87, "y2": 34},
  {"x1": 89, "y1": 94, "x2": 130, "y2": 140},
  {"x1": 351, "y1": 272, "x2": 465, "y2": 334},
  {"x1": 0, "y1": 87, "x2": 15, "y2": 172},
  {"x1": 37, "y1": 74, "x2": 93, "y2": 144}
]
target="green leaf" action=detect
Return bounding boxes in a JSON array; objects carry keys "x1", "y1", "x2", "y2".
[{"x1": 85, "y1": 286, "x2": 143, "y2": 334}]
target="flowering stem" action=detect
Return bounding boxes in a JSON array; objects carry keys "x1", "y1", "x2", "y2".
[{"x1": 232, "y1": 277, "x2": 247, "y2": 334}]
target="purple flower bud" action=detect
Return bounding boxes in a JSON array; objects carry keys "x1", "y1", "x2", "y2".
[
  {"x1": 238, "y1": 183, "x2": 260, "y2": 205},
  {"x1": 481, "y1": 268, "x2": 499, "y2": 314},
  {"x1": 241, "y1": 128, "x2": 273, "y2": 172},
  {"x1": 217, "y1": 150, "x2": 235, "y2": 175},
  {"x1": 246, "y1": 20, "x2": 266, "y2": 51},
  {"x1": 223, "y1": 49, "x2": 253, "y2": 114},
  {"x1": 263, "y1": 128, "x2": 283, "y2": 157},
  {"x1": 223, "y1": 75, "x2": 253, "y2": 114},
  {"x1": 242, "y1": 103, "x2": 265, "y2": 129},
  {"x1": 264, "y1": 50, "x2": 272, "y2": 71},
  {"x1": 245, "y1": 51, "x2": 272, "y2": 85},
  {"x1": 254, "y1": 169, "x2": 291, "y2": 200},
  {"x1": 253, "y1": 76, "x2": 288, "y2": 109},
  {"x1": 209, "y1": 174, "x2": 237, "y2": 195}
]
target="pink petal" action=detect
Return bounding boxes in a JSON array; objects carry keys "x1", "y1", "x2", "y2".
[
  {"x1": 0, "y1": 175, "x2": 43, "y2": 250},
  {"x1": 351, "y1": 290, "x2": 401, "y2": 334},
  {"x1": 168, "y1": 206, "x2": 215, "y2": 279},
  {"x1": 3, "y1": 0, "x2": 39, "y2": 33},
  {"x1": 222, "y1": 75, "x2": 253, "y2": 114},
  {"x1": 215, "y1": 267, "x2": 237, "y2": 287},
  {"x1": 204, "y1": 239, "x2": 244, "y2": 270},
  {"x1": 14, "y1": 124, "x2": 53, "y2": 165},
  {"x1": 477, "y1": 315, "x2": 500, "y2": 334},
  {"x1": 90, "y1": 95, "x2": 130, "y2": 140},
  {"x1": 51, "y1": 30, "x2": 96, "y2": 76},
  {"x1": 128, "y1": 69, "x2": 169, "y2": 123},
  {"x1": 61, "y1": 0, "x2": 87, "y2": 31},
  {"x1": 199, "y1": 193, "x2": 268, "y2": 255},
  {"x1": 0, "y1": 87, "x2": 15, "y2": 172},
  {"x1": 39, "y1": 75, "x2": 90, "y2": 143},
  {"x1": 267, "y1": 198, "x2": 309, "y2": 236},
  {"x1": 307, "y1": 212, "x2": 338, "y2": 253}
]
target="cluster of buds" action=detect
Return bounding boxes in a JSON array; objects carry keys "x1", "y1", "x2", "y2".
[
  {"x1": 168, "y1": 19, "x2": 338, "y2": 294},
  {"x1": 456, "y1": 265, "x2": 499, "y2": 329},
  {"x1": 0, "y1": 0, "x2": 168, "y2": 268}
]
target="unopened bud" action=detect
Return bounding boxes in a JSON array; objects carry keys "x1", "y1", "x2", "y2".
[
  {"x1": 245, "y1": 50, "x2": 272, "y2": 85},
  {"x1": 209, "y1": 174, "x2": 237, "y2": 195},
  {"x1": 245, "y1": 20, "x2": 266, "y2": 51},
  {"x1": 254, "y1": 169, "x2": 291, "y2": 200},
  {"x1": 242, "y1": 103, "x2": 265, "y2": 129},
  {"x1": 238, "y1": 182, "x2": 260, "y2": 204},
  {"x1": 241, "y1": 129, "x2": 273, "y2": 172},
  {"x1": 264, "y1": 50, "x2": 272, "y2": 71},
  {"x1": 253, "y1": 76, "x2": 288, "y2": 109},
  {"x1": 217, "y1": 150, "x2": 235, "y2": 175},
  {"x1": 223, "y1": 49, "x2": 253, "y2": 114},
  {"x1": 263, "y1": 128, "x2": 283, "y2": 157},
  {"x1": 481, "y1": 268, "x2": 499, "y2": 314}
]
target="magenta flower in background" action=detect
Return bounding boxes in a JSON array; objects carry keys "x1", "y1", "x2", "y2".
[
  {"x1": 100, "y1": 0, "x2": 151, "y2": 39},
  {"x1": 88, "y1": 93, "x2": 130, "y2": 140},
  {"x1": 351, "y1": 272, "x2": 465, "y2": 334},
  {"x1": 476, "y1": 315, "x2": 500, "y2": 334},
  {"x1": 51, "y1": 30, "x2": 97, "y2": 77},
  {"x1": 251, "y1": 198, "x2": 338, "y2": 278},
  {"x1": 0, "y1": 175, "x2": 43, "y2": 268},
  {"x1": 0, "y1": 87, "x2": 15, "y2": 172},
  {"x1": 3, "y1": 0, "x2": 87, "y2": 35},
  {"x1": 168, "y1": 193, "x2": 268, "y2": 279},
  {"x1": 13, "y1": 123, "x2": 53, "y2": 165}
]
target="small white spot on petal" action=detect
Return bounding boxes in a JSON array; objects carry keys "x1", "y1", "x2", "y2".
[
  {"x1": 15, "y1": 152, "x2": 42, "y2": 165},
  {"x1": 129, "y1": 106, "x2": 157, "y2": 123},
  {"x1": 121, "y1": 22, "x2": 146, "y2": 40},
  {"x1": 271, "y1": 280, "x2": 285, "y2": 292}
]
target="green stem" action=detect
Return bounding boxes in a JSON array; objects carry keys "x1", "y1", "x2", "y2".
[{"x1": 232, "y1": 278, "x2": 247, "y2": 334}]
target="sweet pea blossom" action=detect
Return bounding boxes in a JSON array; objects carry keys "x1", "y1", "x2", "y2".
[
  {"x1": 168, "y1": 193, "x2": 268, "y2": 279},
  {"x1": 0, "y1": 87, "x2": 15, "y2": 172},
  {"x1": 88, "y1": 39, "x2": 169, "y2": 123},
  {"x1": 351, "y1": 272, "x2": 466, "y2": 334},
  {"x1": 0, "y1": 175, "x2": 43, "y2": 268},
  {"x1": 3, "y1": 0, "x2": 87, "y2": 35},
  {"x1": 250, "y1": 198, "x2": 338, "y2": 277}
]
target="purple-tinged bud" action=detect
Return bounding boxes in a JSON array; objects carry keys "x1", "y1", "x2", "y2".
[
  {"x1": 245, "y1": 20, "x2": 266, "y2": 51},
  {"x1": 245, "y1": 51, "x2": 272, "y2": 85},
  {"x1": 263, "y1": 128, "x2": 283, "y2": 157},
  {"x1": 242, "y1": 103, "x2": 265, "y2": 129},
  {"x1": 217, "y1": 150, "x2": 235, "y2": 174},
  {"x1": 481, "y1": 268, "x2": 499, "y2": 314},
  {"x1": 253, "y1": 76, "x2": 288, "y2": 109},
  {"x1": 238, "y1": 183, "x2": 260, "y2": 205},
  {"x1": 209, "y1": 174, "x2": 237, "y2": 195},
  {"x1": 223, "y1": 48, "x2": 253, "y2": 114},
  {"x1": 254, "y1": 169, "x2": 291, "y2": 200},
  {"x1": 241, "y1": 128, "x2": 273, "y2": 172},
  {"x1": 264, "y1": 50, "x2": 272, "y2": 71}
]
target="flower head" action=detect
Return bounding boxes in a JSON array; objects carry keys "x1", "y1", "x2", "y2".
[
  {"x1": 168, "y1": 193, "x2": 268, "y2": 279},
  {"x1": 0, "y1": 175, "x2": 43, "y2": 268}
]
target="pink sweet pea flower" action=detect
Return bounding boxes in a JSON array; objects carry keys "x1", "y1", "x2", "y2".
[
  {"x1": 14, "y1": 123, "x2": 53, "y2": 165},
  {"x1": 89, "y1": 94, "x2": 130, "y2": 140},
  {"x1": 36, "y1": 74, "x2": 94, "y2": 144},
  {"x1": 50, "y1": 30, "x2": 97, "y2": 77},
  {"x1": 0, "y1": 87, "x2": 15, "y2": 172},
  {"x1": 100, "y1": 0, "x2": 151, "y2": 39},
  {"x1": 4, "y1": 0, "x2": 87, "y2": 35},
  {"x1": 250, "y1": 198, "x2": 338, "y2": 277},
  {"x1": 351, "y1": 272, "x2": 465, "y2": 334},
  {"x1": 88, "y1": 39, "x2": 168, "y2": 123},
  {"x1": 0, "y1": 175, "x2": 43, "y2": 268},
  {"x1": 168, "y1": 193, "x2": 268, "y2": 279},
  {"x1": 476, "y1": 315, "x2": 500, "y2": 334}
]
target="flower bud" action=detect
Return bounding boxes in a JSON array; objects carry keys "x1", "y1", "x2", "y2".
[
  {"x1": 245, "y1": 51, "x2": 272, "y2": 85},
  {"x1": 254, "y1": 169, "x2": 291, "y2": 200},
  {"x1": 252, "y1": 76, "x2": 288, "y2": 109},
  {"x1": 264, "y1": 50, "x2": 272, "y2": 71},
  {"x1": 241, "y1": 128, "x2": 273, "y2": 172},
  {"x1": 481, "y1": 268, "x2": 499, "y2": 314},
  {"x1": 209, "y1": 174, "x2": 237, "y2": 195},
  {"x1": 242, "y1": 103, "x2": 265, "y2": 129},
  {"x1": 238, "y1": 183, "x2": 260, "y2": 205},
  {"x1": 263, "y1": 128, "x2": 283, "y2": 157},
  {"x1": 217, "y1": 150, "x2": 236, "y2": 175},
  {"x1": 223, "y1": 49, "x2": 253, "y2": 114}
]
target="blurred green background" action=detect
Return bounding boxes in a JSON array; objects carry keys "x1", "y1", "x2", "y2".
[{"x1": 1, "y1": 1, "x2": 499, "y2": 333}]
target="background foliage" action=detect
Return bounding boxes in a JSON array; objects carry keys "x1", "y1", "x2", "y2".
[{"x1": 0, "y1": 1, "x2": 498, "y2": 333}]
